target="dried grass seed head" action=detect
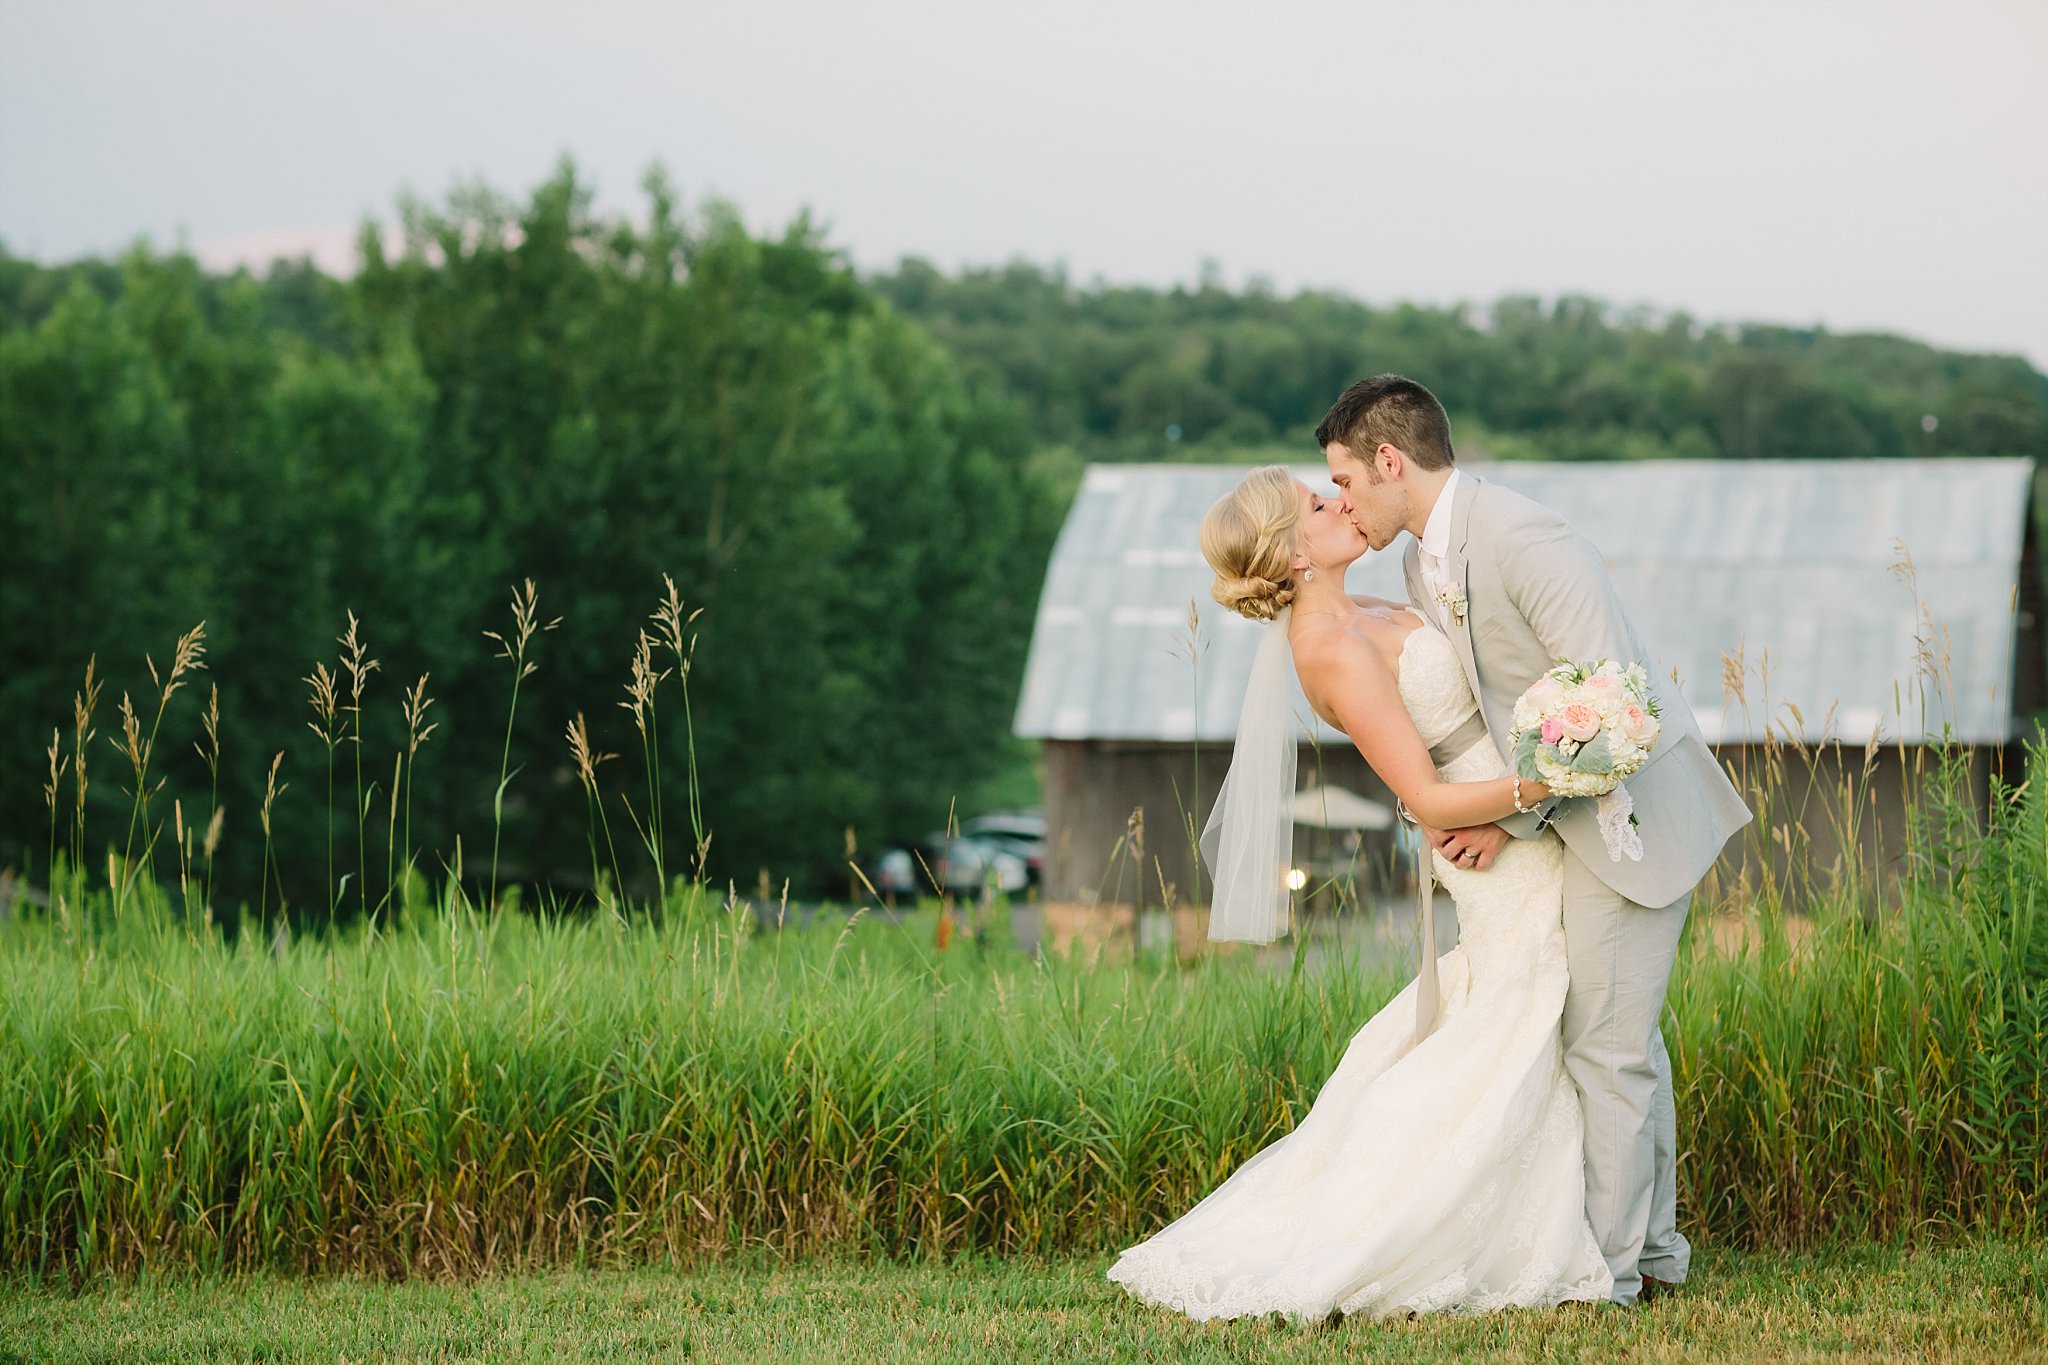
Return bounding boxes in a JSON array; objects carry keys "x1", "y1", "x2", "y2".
[
  {"x1": 402, "y1": 673, "x2": 440, "y2": 756},
  {"x1": 566, "y1": 713, "x2": 617, "y2": 790},
  {"x1": 113, "y1": 693, "x2": 145, "y2": 771},
  {"x1": 338, "y1": 611, "x2": 382, "y2": 707},
  {"x1": 148, "y1": 622, "x2": 209, "y2": 705},
  {"x1": 260, "y1": 752, "x2": 286, "y2": 835},
  {"x1": 303, "y1": 662, "x2": 341, "y2": 743},
  {"x1": 651, "y1": 575, "x2": 689, "y2": 659},
  {"x1": 195, "y1": 684, "x2": 221, "y2": 767}
]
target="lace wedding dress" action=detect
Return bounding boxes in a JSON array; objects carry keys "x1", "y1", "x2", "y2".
[{"x1": 1107, "y1": 626, "x2": 1614, "y2": 1320}]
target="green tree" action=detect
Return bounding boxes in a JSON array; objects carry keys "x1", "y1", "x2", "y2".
[{"x1": 2, "y1": 165, "x2": 1061, "y2": 911}]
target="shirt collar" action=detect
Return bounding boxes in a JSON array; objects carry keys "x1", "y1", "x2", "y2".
[{"x1": 1419, "y1": 467, "x2": 1463, "y2": 561}]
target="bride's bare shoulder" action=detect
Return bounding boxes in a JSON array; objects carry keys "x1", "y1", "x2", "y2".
[
  {"x1": 1293, "y1": 620, "x2": 1406, "y2": 732},
  {"x1": 1291, "y1": 618, "x2": 1397, "y2": 689}
]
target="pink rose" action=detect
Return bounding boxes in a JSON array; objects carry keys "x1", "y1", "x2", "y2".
[
  {"x1": 1557, "y1": 704, "x2": 1603, "y2": 743},
  {"x1": 1526, "y1": 676, "x2": 1566, "y2": 710},
  {"x1": 1540, "y1": 715, "x2": 1565, "y2": 746},
  {"x1": 1585, "y1": 674, "x2": 1621, "y2": 694},
  {"x1": 1620, "y1": 705, "x2": 1660, "y2": 747}
]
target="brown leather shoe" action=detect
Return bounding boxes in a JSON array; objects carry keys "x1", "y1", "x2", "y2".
[{"x1": 1638, "y1": 1274, "x2": 1682, "y2": 1305}]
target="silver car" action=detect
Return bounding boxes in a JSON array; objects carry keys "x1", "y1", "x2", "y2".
[{"x1": 929, "y1": 834, "x2": 1029, "y2": 896}]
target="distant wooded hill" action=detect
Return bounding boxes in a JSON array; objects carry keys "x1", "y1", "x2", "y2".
[{"x1": 870, "y1": 259, "x2": 2048, "y2": 481}]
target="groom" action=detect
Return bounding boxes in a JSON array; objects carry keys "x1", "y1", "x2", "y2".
[{"x1": 1319, "y1": 375, "x2": 1752, "y2": 1307}]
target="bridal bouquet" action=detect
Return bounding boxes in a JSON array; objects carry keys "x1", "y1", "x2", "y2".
[{"x1": 1508, "y1": 660, "x2": 1661, "y2": 861}]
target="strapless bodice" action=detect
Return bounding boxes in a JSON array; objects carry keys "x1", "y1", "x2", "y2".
[{"x1": 1394, "y1": 627, "x2": 1498, "y2": 782}]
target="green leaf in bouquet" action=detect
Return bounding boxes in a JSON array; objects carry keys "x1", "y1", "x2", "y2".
[
  {"x1": 1570, "y1": 732, "x2": 1614, "y2": 776},
  {"x1": 1513, "y1": 728, "x2": 1544, "y2": 780}
]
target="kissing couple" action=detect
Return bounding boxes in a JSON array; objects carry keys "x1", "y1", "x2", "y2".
[{"x1": 1109, "y1": 375, "x2": 1752, "y2": 1319}]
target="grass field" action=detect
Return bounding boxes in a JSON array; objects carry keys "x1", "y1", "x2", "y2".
[
  {"x1": 4, "y1": 737, "x2": 2043, "y2": 1277},
  {"x1": 6, "y1": 605, "x2": 2043, "y2": 1303},
  {"x1": 6, "y1": 863, "x2": 2043, "y2": 1279},
  {"x1": 4, "y1": 1243, "x2": 2044, "y2": 1363}
]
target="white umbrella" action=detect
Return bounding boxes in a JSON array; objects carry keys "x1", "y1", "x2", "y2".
[{"x1": 1289, "y1": 784, "x2": 1393, "y2": 831}]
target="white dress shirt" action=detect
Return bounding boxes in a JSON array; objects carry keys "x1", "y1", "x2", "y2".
[{"x1": 1417, "y1": 468, "x2": 1463, "y2": 628}]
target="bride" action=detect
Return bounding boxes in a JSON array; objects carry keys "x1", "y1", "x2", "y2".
[{"x1": 1106, "y1": 464, "x2": 1614, "y2": 1320}]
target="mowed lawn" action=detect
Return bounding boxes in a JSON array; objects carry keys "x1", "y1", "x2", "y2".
[{"x1": 4, "y1": 1243, "x2": 2043, "y2": 1364}]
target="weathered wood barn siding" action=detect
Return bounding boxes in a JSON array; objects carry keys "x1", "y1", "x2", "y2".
[{"x1": 1017, "y1": 459, "x2": 2040, "y2": 911}]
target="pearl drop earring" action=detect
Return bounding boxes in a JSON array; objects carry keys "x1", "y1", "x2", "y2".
[{"x1": 1303, "y1": 568, "x2": 1316, "y2": 583}]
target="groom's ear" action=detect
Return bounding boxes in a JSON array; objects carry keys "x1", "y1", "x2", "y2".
[{"x1": 1376, "y1": 443, "x2": 1405, "y2": 482}]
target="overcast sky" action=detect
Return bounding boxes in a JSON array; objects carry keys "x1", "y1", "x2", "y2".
[{"x1": 3, "y1": 0, "x2": 2044, "y2": 365}]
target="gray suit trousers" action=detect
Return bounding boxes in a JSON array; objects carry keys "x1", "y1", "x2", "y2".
[{"x1": 1561, "y1": 848, "x2": 1691, "y2": 1306}]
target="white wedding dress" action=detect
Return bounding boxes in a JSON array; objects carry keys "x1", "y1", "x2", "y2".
[{"x1": 1107, "y1": 626, "x2": 1614, "y2": 1320}]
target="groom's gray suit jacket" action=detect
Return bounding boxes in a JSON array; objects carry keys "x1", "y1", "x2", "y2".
[{"x1": 1404, "y1": 473, "x2": 1752, "y2": 908}]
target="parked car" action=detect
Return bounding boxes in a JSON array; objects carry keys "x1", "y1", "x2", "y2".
[
  {"x1": 866, "y1": 847, "x2": 922, "y2": 900},
  {"x1": 961, "y1": 811, "x2": 1046, "y2": 841},
  {"x1": 926, "y1": 833, "x2": 1029, "y2": 896},
  {"x1": 960, "y1": 811, "x2": 1046, "y2": 888},
  {"x1": 864, "y1": 835, "x2": 1028, "y2": 899}
]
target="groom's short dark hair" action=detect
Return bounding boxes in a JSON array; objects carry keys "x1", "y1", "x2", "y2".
[{"x1": 1316, "y1": 375, "x2": 1455, "y2": 471}]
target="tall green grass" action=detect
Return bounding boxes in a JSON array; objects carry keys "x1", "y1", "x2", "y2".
[
  {"x1": 8, "y1": 566, "x2": 2043, "y2": 1279},
  {"x1": 0, "y1": 886, "x2": 1373, "y2": 1276},
  {"x1": 1674, "y1": 741, "x2": 2047, "y2": 1249},
  {"x1": 1, "y1": 738, "x2": 2041, "y2": 1277}
]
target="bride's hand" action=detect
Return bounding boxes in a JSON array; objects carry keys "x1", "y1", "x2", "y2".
[{"x1": 1431, "y1": 823, "x2": 1509, "y2": 871}]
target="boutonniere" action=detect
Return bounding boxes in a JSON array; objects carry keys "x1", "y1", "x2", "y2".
[{"x1": 1435, "y1": 581, "x2": 1468, "y2": 624}]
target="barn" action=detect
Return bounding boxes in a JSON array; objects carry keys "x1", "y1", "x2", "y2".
[{"x1": 1012, "y1": 458, "x2": 2042, "y2": 923}]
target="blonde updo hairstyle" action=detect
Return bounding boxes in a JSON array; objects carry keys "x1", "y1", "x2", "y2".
[{"x1": 1200, "y1": 464, "x2": 1302, "y2": 622}]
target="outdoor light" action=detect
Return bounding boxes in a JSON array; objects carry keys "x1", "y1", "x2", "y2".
[{"x1": 1285, "y1": 868, "x2": 1308, "y2": 892}]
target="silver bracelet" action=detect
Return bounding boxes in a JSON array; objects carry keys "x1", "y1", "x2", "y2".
[{"x1": 1512, "y1": 774, "x2": 1534, "y2": 815}]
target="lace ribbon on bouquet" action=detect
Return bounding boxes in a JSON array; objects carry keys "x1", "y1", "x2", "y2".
[{"x1": 1595, "y1": 784, "x2": 1644, "y2": 862}]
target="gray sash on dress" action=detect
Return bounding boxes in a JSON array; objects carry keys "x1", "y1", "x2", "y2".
[
  {"x1": 1413, "y1": 708, "x2": 1496, "y2": 1046},
  {"x1": 1427, "y1": 709, "x2": 1493, "y2": 770},
  {"x1": 1414, "y1": 861, "x2": 1441, "y2": 1047}
]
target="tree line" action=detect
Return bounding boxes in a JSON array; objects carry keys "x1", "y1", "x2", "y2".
[
  {"x1": 1, "y1": 166, "x2": 1061, "y2": 915},
  {"x1": 872, "y1": 258, "x2": 2048, "y2": 476},
  {"x1": 6, "y1": 165, "x2": 2045, "y2": 912}
]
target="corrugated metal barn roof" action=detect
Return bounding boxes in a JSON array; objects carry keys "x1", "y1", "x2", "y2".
[{"x1": 1013, "y1": 458, "x2": 2036, "y2": 746}]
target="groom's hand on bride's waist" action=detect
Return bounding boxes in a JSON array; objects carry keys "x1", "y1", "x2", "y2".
[{"x1": 1426, "y1": 822, "x2": 1509, "y2": 871}]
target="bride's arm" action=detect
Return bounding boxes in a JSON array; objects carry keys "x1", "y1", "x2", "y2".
[{"x1": 1297, "y1": 632, "x2": 1548, "y2": 831}]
